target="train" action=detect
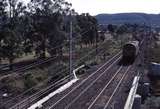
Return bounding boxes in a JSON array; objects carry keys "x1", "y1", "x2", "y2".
[{"x1": 119, "y1": 41, "x2": 139, "y2": 65}]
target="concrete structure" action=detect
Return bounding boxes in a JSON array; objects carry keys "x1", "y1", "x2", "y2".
[
  {"x1": 28, "y1": 65, "x2": 85, "y2": 109},
  {"x1": 133, "y1": 94, "x2": 141, "y2": 109},
  {"x1": 124, "y1": 76, "x2": 140, "y2": 109}
]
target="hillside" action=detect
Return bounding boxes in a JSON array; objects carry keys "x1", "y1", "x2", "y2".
[{"x1": 96, "y1": 13, "x2": 160, "y2": 26}]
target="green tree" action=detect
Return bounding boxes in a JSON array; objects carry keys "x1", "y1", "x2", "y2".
[
  {"x1": 0, "y1": 0, "x2": 26, "y2": 69},
  {"x1": 28, "y1": 0, "x2": 71, "y2": 58},
  {"x1": 76, "y1": 13, "x2": 99, "y2": 46},
  {"x1": 107, "y1": 24, "x2": 115, "y2": 33},
  {"x1": 0, "y1": 0, "x2": 8, "y2": 62}
]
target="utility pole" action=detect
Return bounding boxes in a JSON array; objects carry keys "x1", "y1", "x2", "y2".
[{"x1": 69, "y1": 12, "x2": 73, "y2": 80}]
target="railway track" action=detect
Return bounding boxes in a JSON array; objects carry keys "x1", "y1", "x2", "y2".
[
  {"x1": 58, "y1": 66, "x2": 132, "y2": 109},
  {"x1": 44, "y1": 54, "x2": 137, "y2": 109},
  {"x1": 87, "y1": 66, "x2": 131, "y2": 109},
  {"x1": 0, "y1": 43, "x2": 69, "y2": 79},
  {"x1": 1, "y1": 41, "x2": 115, "y2": 109},
  {"x1": 5, "y1": 40, "x2": 141, "y2": 109},
  {"x1": 80, "y1": 56, "x2": 140, "y2": 109},
  {"x1": 0, "y1": 58, "x2": 49, "y2": 72},
  {"x1": 0, "y1": 56, "x2": 59, "y2": 82},
  {"x1": 86, "y1": 55, "x2": 140, "y2": 109},
  {"x1": 109, "y1": 53, "x2": 142, "y2": 109},
  {"x1": 8, "y1": 75, "x2": 70, "y2": 109},
  {"x1": 0, "y1": 39, "x2": 110, "y2": 80},
  {"x1": 8, "y1": 51, "x2": 121, "y2": 109},
  {"x1": 42, "y1": 52, "x2": 122, "y2": 109}
]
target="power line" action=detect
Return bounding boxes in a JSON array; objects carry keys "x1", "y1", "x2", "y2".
[
  {"x1": 69, "y1": 14, "x2": 73, "y2": 79},
  {"x1": 3, "y1": 39, "x2": 110, "y2": 107},
  {"x1": 1, "y1": 22, "x2": 101, "y2": 108},
  {"x1": 0, "y1": 42, "x2": 70, "y2": 80},
  {"x1": 0, "y1": 25, "x2": 97, "y2": 80}
]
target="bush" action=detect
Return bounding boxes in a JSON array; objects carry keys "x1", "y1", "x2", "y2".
[
  {"x1": 90, "y1": 61, "x2": 98, "y2": 66},
  {"x1": 0, "y1": 76, "x2": 24, "y2": 93},
  {"x1": 24, "y1": 74, "x2": 36, "y2": 89},
  {"x1": 143, "y1": 96, "x2": 160, "y2": 109}
]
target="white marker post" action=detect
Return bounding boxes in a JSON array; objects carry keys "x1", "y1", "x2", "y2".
[{"x1": 73, "y1": 65, "x2": 85, "y2": 79}]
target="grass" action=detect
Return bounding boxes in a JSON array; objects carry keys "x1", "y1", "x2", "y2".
[
  {"x1": 141, "y1": 96, "x2": 160, "y2": 109},
  {"x1": 0, "y1": 52, "x2": 50, "y2": 64},
  {"x1": 0, "y1": 34, "x2": 125, "y2": 107},
  {"x1": 142, "y1": 40, "x2": 160, "y2": 109},
  {"x1": 149, "y1": 41, "x2": 160, "y2": 63}
]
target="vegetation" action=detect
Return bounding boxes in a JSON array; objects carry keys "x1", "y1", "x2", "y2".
[
  {"x1": 0, "y1": 1, "x2": 139, "y2": 108},
  {"x1": 0, "y1": 0, "x2": 99, "y2": 70},
  {"x1": 142, "y1": 96, "x2": 160, "y2": 109},
  {"x1": 149, "y1": 40, "x2": 160, "y2": 63},
  {"x1": 0, "y1": 1, "x2": 106, "y2": 106}
]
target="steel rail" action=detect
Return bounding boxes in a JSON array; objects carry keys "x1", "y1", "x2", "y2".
[
  {"x1": 103, "y1": 66, "x2": 131, "y2": 109},
  {"x1": 65, "y1": 66, "x2": 123, "y2": 109},
  {"x1": 3, "y1": 42, "x2": 117, "y2": 108},
  {"x1": 48, "y1": 53, "x2": 121, "y2": 109},
  {"x1": 9, "y1": 75, "x2": 70, "y2": 109}
]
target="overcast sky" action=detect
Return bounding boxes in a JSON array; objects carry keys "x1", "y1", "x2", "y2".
[
  {"x1": 66, "y1": 0, "x2": 160, "y2": 15},
  {"x1": 23, "y1": 0, "x2": 160, "y2": 15}
]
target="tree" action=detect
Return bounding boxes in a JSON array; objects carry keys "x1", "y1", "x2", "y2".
[
  {"x1": 76, "y1": 13, "x2": 99, "y2": 46},
  {"x1": 107, "y1": 24, "x2": 115, "y2": 33},
  {"x1": 116, "y1": 25, "x2": 128, "y2": 35},
  {"x1": 0, "y1": 0, "x2": 26, "y2": 69},
  {"x1": 0, "y1": 0, "x2": 8, "y2": 62},
  {"x1": 19, "y1": 11, "x2": 34, "y2": 56},
  {"x1": 28, "y1": 0, "x2": 71, "y2": 58}
]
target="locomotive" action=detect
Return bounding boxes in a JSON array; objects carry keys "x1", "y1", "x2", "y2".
[{"x1": 120, "y1": 41, "x2": 139, "y2": 65}]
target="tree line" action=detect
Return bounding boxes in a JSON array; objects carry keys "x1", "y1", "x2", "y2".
[{"x1": 0, "y1": 0, "x2": 99, "y2": 69}]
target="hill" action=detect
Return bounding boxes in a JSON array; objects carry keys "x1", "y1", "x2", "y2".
[{"x1": 95, "y1": 13, "x2": 160, "y2": 26}]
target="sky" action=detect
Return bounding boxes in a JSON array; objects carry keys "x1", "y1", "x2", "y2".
[
  {"x1": 23, "y1": 0, "x2": 160, "y2": 15},
  {"x1": 66, "y1": 0, "x2": 160, "y2": 15}
]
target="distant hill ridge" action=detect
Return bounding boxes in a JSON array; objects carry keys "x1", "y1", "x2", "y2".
[{"x1": 95, "y1": 13, "x2": 160, "y2": 26}]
